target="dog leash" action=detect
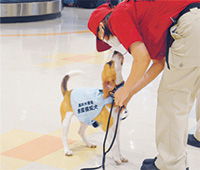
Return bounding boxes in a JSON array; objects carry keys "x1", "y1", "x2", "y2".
[
  {"x1": 80, "y1": 91, "x2": 123, "y2": 170},
  {"x1": 109, "y1": 89, "x2": 128, "y2": 121}
]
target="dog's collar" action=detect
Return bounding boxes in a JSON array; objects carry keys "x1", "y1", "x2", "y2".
[
  {"x1": 109, "y1": 81, "x2": 125, "y2": 98},
  {"x1": 115, "y1": 81, "x2": 124, "y2": 90},
  {"x1": 99, "y1": 81, "x2": 124, "y2": 94}
]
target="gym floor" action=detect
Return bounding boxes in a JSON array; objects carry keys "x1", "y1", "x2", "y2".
[{"x1": 0, "y1": 7, "x2": 199, "y2": 170}]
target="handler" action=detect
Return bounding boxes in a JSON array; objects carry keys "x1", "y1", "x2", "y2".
[{"x1": 88, "y1": 0, "x2": 200, "y2": 170}]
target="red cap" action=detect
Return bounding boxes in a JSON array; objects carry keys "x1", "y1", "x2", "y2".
[{"x1": 88, "y1": 3, "x2": 112, "y2": 52}]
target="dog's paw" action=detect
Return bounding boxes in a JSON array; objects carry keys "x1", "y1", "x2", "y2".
[
  {"x1": 64, "y1": 150, "x2": 73, "y2": 156},
  {"x1": 113, "y1": 156, "x2": 122, "y2": 165},
  {"x1": 114, "y1": 160, "x2": 122, "y2": 165},
  {"x1": 114, "y1": 155, "x2": 128, "y2": 165},
  {"x1": 120, "y1": 155, "x2": 128, "y2": 163},
  {"x1": 88, "y1": 144, "x2": 97, "y2": 148},
  {"x1": 121, "y1": 157, "x2": 128, "y2": 163}
]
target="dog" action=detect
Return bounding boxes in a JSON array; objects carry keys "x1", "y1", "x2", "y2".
[{"x1": 60, "y1": 51, "x2": 128, "y2": 164}]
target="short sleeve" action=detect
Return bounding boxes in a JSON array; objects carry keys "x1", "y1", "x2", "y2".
[{"x1": 109, "y1": 10, "x2": 143, "y2": 52}]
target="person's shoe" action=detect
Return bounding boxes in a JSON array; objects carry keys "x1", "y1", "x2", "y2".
[
  {"x1": 143, "y1": 157, "x2": 157, "y2": 164},
  {"x1": 187, "y1": 134, "x2": 200, "y2": 148},
  {"x1": 140, "y1": 162, "x2": 159, "y2": 170},
  {"x1": 141, "y1": 157, "x2": 189, "y2": 170}
]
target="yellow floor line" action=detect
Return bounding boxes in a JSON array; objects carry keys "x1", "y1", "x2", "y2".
[{"x1": 0, "y1": 30, "x2": 91, "y2": 37}]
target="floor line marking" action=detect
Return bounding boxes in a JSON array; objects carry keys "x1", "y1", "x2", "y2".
[{"x1": 0, "y1": 30, "x2": 91, "y2": 37}]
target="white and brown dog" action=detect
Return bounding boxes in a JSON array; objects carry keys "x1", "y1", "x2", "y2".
[{"x1": 60, "y1": 51, "x2": 128, "y2": 164}]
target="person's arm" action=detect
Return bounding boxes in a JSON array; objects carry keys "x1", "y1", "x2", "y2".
[
  {"x1": 114, "y1": 41, "x2": 150, "y2": 106},
  {"x1": 123, "y1": 57, "x2": 165, "y2": 106},
  {"x1": 114, "y1": 41, "x2": 165, "y2": 106}
]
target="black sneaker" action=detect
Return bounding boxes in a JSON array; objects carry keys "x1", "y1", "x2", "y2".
[
  {"x1": 143, "y1": 157, "x2": 157, "y2": 164},
  {"x1": 187, "y1": 134, "x2": 200, "y2": 148},
  {"x1": 140, "y1": 162, "x2": 159, "y2": 170},
  {"x1": 141, "y1": 157, "x2": 189, "y2": 170}
]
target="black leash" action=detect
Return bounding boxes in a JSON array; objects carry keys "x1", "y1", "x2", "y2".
[{"x1": 80, "y1": 91, "x2": 123, "y2": 170}]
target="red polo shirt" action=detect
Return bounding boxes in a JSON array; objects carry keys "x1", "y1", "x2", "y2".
[{"x1": 109, "y1": 0, "x2": 200, "y2": 60}]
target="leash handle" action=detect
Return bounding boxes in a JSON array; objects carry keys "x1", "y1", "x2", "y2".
[{"x1": 80, "y1": 166, "x2": 102, "y2": 170}]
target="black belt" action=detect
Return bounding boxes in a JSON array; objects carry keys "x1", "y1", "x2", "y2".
[
  {"x1": 166, "y1": 2, "x2": 200, "y2": 69},
  {"x1": 177, "y1": 2, "x2": 200, "y2": 22}
]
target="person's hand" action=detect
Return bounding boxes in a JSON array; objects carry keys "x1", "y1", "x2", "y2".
[{"x1": 114, "y1": 87, "x2": 129, "y2": 107}]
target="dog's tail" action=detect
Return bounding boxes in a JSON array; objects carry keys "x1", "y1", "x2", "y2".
[
  {"x1": 61, "y1": 70, "x2": 84, "y2": 96},
  {"x1": 61, "y1": 75, "x2": 70, "y2": 96}
]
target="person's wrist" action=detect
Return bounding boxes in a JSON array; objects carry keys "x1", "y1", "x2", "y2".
[{"x1": 123, "y1": 84, "x2": 131, "y2": 96}]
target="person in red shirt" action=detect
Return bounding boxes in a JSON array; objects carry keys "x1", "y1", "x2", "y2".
[{"x1": 88, "y1": 0, "x2": 200, "y2": 170}]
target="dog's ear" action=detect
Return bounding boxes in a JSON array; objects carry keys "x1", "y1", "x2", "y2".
[{"x1": 102, "y1": 61, "x2": 116, "y2": 98}]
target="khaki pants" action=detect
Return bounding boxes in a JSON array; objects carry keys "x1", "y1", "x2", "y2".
[
  {"x1": 155, "y1": 7, "x2": 200, "y2": 170},
  {"x1": 194, "y1": 91, "x2": 200, "y2": 141}
]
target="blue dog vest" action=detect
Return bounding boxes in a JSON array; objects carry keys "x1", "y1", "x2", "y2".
[{"x1": 70, "y1": 87, "x2": 113, "y2": 127}]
